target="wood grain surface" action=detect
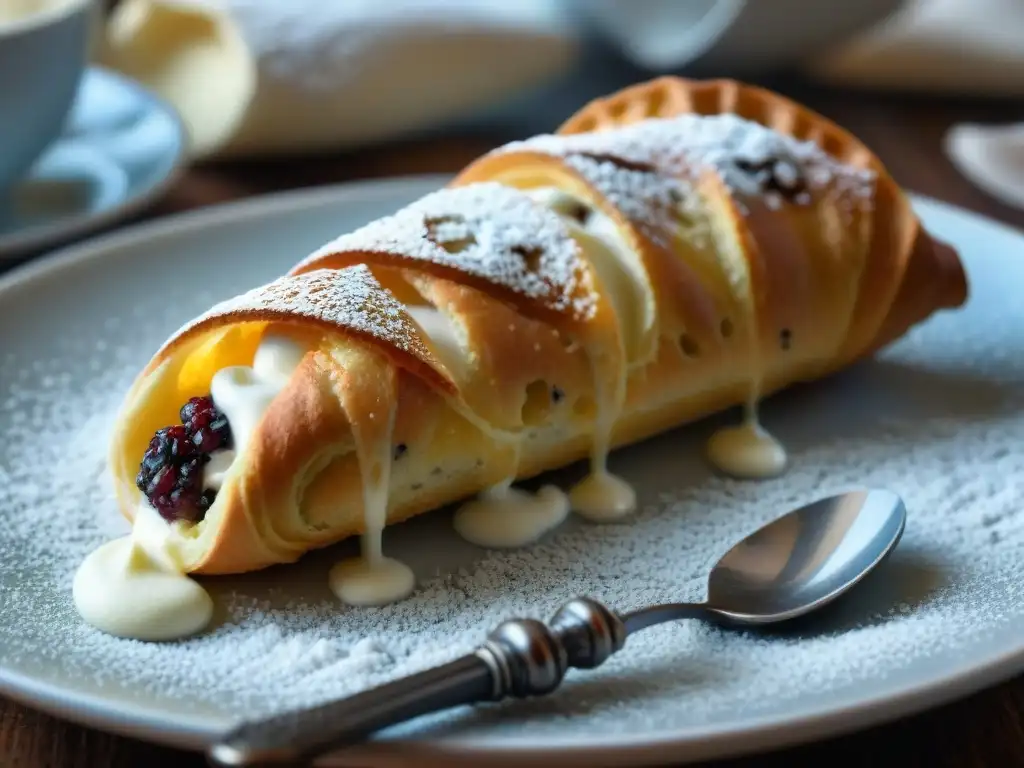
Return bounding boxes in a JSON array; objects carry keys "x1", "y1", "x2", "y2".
[{"x1": 2, "y1": 70, "x2": 1023, "y2": 768}]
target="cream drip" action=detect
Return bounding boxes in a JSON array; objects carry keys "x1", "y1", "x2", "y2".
[
  {"x1": 328, "y1": 555, "x2": 414, "y2": 607},
  {"x1": 569, "y1": 343, "x2": 635, "y2": 521},
  {"x1": 449, "y1": 345, "x2": 634, "y2": 545},
  {"x1": 527, "y1": 187, "x2": 653, "y2": 364},
  {"x1": 569, "y1": 468, "x2": 637, "y2": 522},
  {"x1": 453, "y1": 436, "x2": 575, "y2": 548},
  {"x1": 526, "y1": 189, "x2": 639, "y2": 522},
  {"x1": 204, "y1": 333, "x2": 307, "y2": 489},
  {"x1": 445, "y1": 187, "x2": 638, "y2": 534},
  {"x1": 407, "y1": 295, "x2": 578, "y2": 550},
  {"x1": 327, "y1": 386, "x2": 415, "y2": 607},
  {"x1": 453, "y1": 479, "x2": 570, "y2": 548},
  {"x1": 72, "y1": 503, "x2": 213, "y2": 641},
  {"x1": 210, "y1": 335, "x2": 307, "y2": 451},
  {"x1": 706, "y1": 402, "x2": 788, "y2": 480}
]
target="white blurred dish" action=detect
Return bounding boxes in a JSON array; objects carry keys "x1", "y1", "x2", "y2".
[
  {"x1": 946, "y1": 123, "x2": 1024, "y2": 211},
  {"x1": 568, "y1": 0, "x2": 905, "y2": 72},
  {"x1": 808, "y1": 0, "x2": 1024, "y2": 97}
]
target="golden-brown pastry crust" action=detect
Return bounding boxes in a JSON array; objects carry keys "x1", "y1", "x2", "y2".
[
  {"x1": 555, "y1": 75, "x2": 969, "y2": 372},
  {"x1": 109, "y1": 77, "x2": 969, "y2": 576}
]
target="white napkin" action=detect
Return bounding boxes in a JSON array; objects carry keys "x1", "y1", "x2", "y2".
[
  {"x1": 98, "y1": 0, "x2": 579, "y2": 160},
  {"x1": 806, "y1": 0, "x2": 1024, "y2": 211}
]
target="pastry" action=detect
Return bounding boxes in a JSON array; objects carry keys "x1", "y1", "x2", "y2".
[{"x1": 75, "y1": 77, "x2": 967, "y2": 641}]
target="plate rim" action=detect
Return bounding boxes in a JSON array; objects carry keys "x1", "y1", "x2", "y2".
[
  {"x1": 0, "y1": 66, "x2": 189, "y2": 260},
  {"x1": 1, "y1": 174, "x2": 1023, "y2": 766},
  {"x1": 3, "y1": 629, "x2": 1024, "y2": 766}
]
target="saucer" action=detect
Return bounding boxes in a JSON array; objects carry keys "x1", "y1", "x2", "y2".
[{"x1": 0, "y1": 66, "x2": 187, "y2": 261}]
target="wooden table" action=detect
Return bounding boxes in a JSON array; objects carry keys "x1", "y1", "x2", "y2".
[{"x1": 3, "y1": 72, "x2": 1024, "y2": 767}]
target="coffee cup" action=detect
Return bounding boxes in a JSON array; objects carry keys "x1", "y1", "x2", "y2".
[{"x1": 0, "y1": 0, "x2": 96, "y2": 198}]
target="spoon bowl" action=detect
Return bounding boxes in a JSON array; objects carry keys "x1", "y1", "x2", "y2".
[
  {"x1": 706, "y1": 488, "x2": 906, "y2": 624},
  {"x1": 619, "y1": 488, "x2": 907, "y2": 632}
]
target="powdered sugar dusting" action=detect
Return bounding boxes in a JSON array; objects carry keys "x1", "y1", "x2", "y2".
[
  {"x1": 293, "y1": 182, "x2": 597, "y2": 320},
  {"x1": 0, "y1": 199, "x2": 1022, "y2": 747},
  {"x1": 494, "y1": 113, "x2": 876, "y2": 236},
  {"x1": 156, "y1": 265, "x2": 440, "y2": 373}
]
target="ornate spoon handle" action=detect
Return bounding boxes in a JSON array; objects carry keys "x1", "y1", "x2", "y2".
[{"x1": 208, "y1": 597, "x2": 628, "y2": 766}]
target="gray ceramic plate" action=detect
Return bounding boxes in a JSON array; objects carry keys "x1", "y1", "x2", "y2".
[{"x1": 1, "y1": 175, "x2": 1023, "y2": 767}]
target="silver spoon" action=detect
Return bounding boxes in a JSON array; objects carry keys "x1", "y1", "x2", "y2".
[{"x1": 208, "y1": 487, "x2": 906, "y2": 767}]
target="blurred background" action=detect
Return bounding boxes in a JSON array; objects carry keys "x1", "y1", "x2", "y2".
[
  {"x1": 95, "y1": 0, "x2": 1024, "y2": 154},
  {"x1": 3, "y1": 0, "x2": 1024, "y2": 259},
  {"x1": 101, "y1": 0, "x2": 1024, "y2": 208}
]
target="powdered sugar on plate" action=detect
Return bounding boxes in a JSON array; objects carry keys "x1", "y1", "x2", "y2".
[{"x1": 0, "y1": 189, "x2": 1023, "y2": 750}]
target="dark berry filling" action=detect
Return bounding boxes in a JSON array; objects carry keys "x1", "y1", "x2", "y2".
[
  {"x1": 137, "y1": 395, "x2": 233, "y2": 524},
  {"x1": 180, "y1": 396, "x2": 231, "y2": 453}
]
